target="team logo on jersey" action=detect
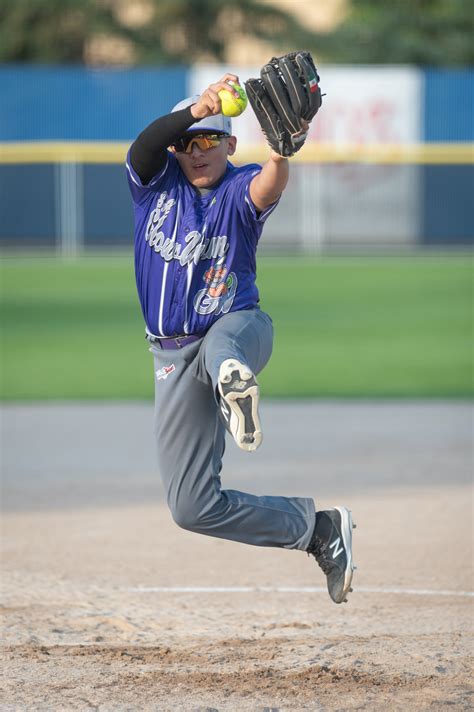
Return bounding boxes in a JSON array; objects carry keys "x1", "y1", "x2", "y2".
[
  {"x1": 147, "y1": 192, "x2": 176, "y2": 234},
  {"x1": 193, "y1": 264, "x2": 238, "y2": 316},
  {"x1": 145, "y1": 192, "x2": 230, "y2": 267},
  {"x1": 155, "y1": 364, "x2": 176, "y2": 381}
]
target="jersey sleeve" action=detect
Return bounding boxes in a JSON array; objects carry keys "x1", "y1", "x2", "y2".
[{"x1": 126, "y1": 147, "x2": 177, "y2": 206}]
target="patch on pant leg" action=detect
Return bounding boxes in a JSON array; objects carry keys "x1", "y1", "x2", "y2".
[{"x1": 156, "y1": 364, "x2": 176, "y2": 381}]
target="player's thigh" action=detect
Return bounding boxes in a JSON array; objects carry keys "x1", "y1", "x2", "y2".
[
  {"x1": 203, "y1": 308, "x2": 273, "y2": 379},
  {"x1": 151, "y1": 344, "x2": 223, "y2": 481}
]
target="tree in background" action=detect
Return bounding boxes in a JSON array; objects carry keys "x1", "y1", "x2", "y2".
[
  {"x1": 0, "y1": 0, "x2": 140, "y2": 64},
  {"x1": 139, "y1": 0, "x2": 319, "y2": 64},
  {"x1": 0, "y1": 0, "x2": 473, "y2": 66},
  {"x1": 318, "y1": 0, "x2": 474, "y2": 65},
  {"x1": 0, "y1": 0, "x2": 316, "y2": 65}
]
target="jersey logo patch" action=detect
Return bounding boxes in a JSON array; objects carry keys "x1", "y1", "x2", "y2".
[
  {"x1": 194, "y1": 264, "x2": 238, "y2": 316},
  {"x1": 156, "y1": 364, "x2": 176, "y2": 381}
]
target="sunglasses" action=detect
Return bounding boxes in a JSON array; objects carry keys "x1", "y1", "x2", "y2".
[{"x1": 171, "y1": 134, "x2": 227, "y2": 154}]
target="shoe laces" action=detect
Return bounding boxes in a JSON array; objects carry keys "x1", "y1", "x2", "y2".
[{"x1": 308, "y1": 539, "x2": 332, "y2": 575}]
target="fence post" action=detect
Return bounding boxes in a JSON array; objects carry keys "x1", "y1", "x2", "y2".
[{"x1": 54, "y1": 162, "x2": 84, "y2": 258}]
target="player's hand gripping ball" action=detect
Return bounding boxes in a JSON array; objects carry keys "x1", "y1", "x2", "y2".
[{"x1": 218, "y1": 82, "x2": 248, "y2": 117}]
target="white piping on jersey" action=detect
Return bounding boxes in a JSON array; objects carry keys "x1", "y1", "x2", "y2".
[
  {"x1": 183, "y1": 263, "x2": 193, "y2": 335},
  {"x1": 125, "y1": 155, "x2": 169, "y2": 188},
  {"x1": 125, "y1": 161, "x2": 141, "y2": 187},
  {"x1": 158, "y1": 200, "x2": 180, "y2": 336},
  {"x1": 158, "y1": 264, "x2": 169, "y2": 336},
  {"x1": 245, "y1": 194, "x2": 279, "y2": 222},
  {"x1": 183, "y1": 220, "x2": 207, "y2": 334},
  {"x1": 149, "y1": 156, "x2": 169, "y2": 186},
  {"x1": 183, "y1": 262, "x2": 193, "y2": 335}
]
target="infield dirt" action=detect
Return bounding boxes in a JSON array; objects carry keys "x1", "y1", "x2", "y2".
[{"x1": 2, "y1": 485, "x2": 472, "y2": 711}]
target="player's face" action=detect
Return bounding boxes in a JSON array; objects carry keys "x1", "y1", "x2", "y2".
[{"x1": 174, "y1": 135, "x2": 237, "y2": 188}]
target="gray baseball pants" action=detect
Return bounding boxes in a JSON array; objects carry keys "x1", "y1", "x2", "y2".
[{"x1": 150, "y1": 308, "x2": 316, "y2": 551}]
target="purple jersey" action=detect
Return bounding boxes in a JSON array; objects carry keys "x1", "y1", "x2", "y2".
[{"x1": 126, "y1": 149, "x2": 279, "y2": 337}]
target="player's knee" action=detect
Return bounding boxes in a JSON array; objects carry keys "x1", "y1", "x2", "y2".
[{"x1": 170, "y1": 501, "x2": 202, "y2": 532}]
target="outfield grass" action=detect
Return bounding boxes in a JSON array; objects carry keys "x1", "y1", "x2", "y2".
[{"x1": 0, "y1": 253, "x2": 472, "y2": 399}]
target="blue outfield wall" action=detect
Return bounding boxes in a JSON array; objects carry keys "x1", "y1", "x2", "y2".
[
  {"x1": 424, "y1": 69, "x2": 474, "y2": 142},
  {"x1": 0, "y1": 164, "x2": 134, "y2": 247},
  {"x1": 0, "y1": 66, "x2": 473, "y2": 247},
  {"x1": 422, "y1": 165, "x2": 473, "y2": 245},
  {"x1": 83, "y1": 165, "x2": 133, "y2": 245},
  {"x1": 0, "y1": 65, "x2": 187, "y2": 140},
  {"x1": 1, "y1": 65, "x2": 472, "y2": 143},
  {"x1": 0, "y1": 164, "x2": 57, "y2": 244},
  {"x1": 422, "y1": 70, "x2": 474, "y2": 244},
  {"x1": 0, "y1": 66, "x2": 187, "y2": 247}
]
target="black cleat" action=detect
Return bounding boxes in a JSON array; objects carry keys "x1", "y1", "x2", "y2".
[
  {"x1": 217, "y1": 359, "x2": 262, "y2": 452},
  {"x1": 307, "y1": 506, "x2": 355, "y2": 604}
]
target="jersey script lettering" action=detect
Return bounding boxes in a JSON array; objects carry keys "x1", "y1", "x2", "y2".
[{"x1": 145, "y1": 191, "x2": 229, "y2": 266}]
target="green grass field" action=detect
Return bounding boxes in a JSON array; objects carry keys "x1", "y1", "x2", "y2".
[{"x1": 1, "y1": 253, "x2": 472, "y2": 400}]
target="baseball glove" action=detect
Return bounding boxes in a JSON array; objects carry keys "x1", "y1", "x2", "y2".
[{"x1": 245, "y1": 51, "x2": 322, "y2": 157}]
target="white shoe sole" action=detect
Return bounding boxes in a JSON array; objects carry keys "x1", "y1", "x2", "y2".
[
  {"x1": 218, "y1": 359, "x2": 262, "y2": 452},
  {"x1": 333, "y1": 505, "x2": 354, "y2": 603}
]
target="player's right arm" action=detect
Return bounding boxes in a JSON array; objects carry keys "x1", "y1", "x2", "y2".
[
  {"x1": 130, "y1": 76, "x2": 240, "y2": 185},
  {"x1": 129, "y1": 108, "x2": 195, "y2": 185}
]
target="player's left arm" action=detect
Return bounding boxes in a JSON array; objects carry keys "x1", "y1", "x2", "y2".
[
  {"x1": 249, "y1": 152, "x2": 289, "y2": 211},
  {"x1": 249, "y1": 117, "x2": 310, "y2": 211},
  {"x1": 245, "y1": 51, "x2": 321, "y2": 211}
]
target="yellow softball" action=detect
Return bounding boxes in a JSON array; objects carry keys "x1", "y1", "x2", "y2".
[{"x1": 218, "y1": 82, "x2": 248, "y2": 117}]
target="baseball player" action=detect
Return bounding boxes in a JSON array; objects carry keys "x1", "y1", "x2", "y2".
[{"x1": 126, "y1": 53, "x2": 355, "y2": 604}]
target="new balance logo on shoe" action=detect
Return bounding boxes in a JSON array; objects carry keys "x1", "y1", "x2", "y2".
[
  {"x1": 307, "y1": 507, "x2": 355, "y2": 604},
  {"x1": 220, "y1": 400, "x2": 230, "y2": 423},
  {"x1": 231, "y1": 379, "x2": 247, "y2": 390},
  {"x1": 329, "y1": 536, "x2": 344, "y2": 559}
]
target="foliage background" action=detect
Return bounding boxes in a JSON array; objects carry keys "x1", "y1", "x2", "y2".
[{"x1": 1, "y1": 0, "x2": 473, "y2": 66}]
